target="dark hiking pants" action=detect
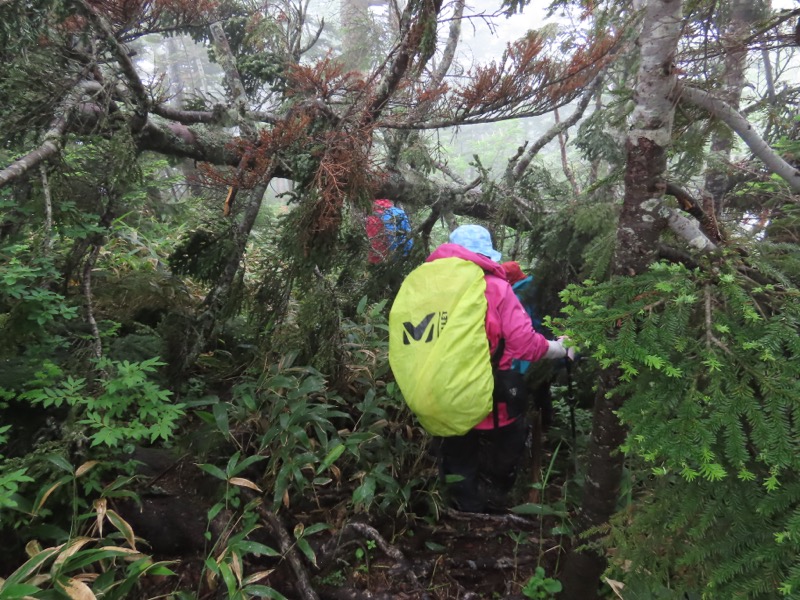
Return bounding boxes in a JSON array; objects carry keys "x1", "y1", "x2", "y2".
[{"x1": 438, "y1": 417, "x2": 528, "y2": 513}]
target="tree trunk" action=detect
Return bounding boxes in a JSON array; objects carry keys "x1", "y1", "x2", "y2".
[
  {"x1": 174, "y1": 180, "x2": 270, "y2": 378},
  {"x1": 171, "y1": 22, "x2": 268, "y2": 377},
  {"x1": 340, "y1": 0, "x2": 385, "y2": 72},
  {"x1": 702, "y1": 0, "x2": 756, "y2": 217},
  {"x1": 559, "y1": 1, "x2": 682, "y2": 597},
  {"x1": 165, "y1": 35, "x2": 203, "y2": 198}
]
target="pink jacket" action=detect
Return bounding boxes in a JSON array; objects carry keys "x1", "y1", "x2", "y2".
[{"x1": 425, "y1": 244, "x2": 550, "y2": 429}]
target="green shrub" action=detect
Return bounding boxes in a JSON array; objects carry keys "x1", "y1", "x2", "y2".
[
  {"x1": 16, "y1": 357, "x2": 183, "y2": 448},
  {"x1": 561, "y1": 258, "x2": 800, "y2": 598}
]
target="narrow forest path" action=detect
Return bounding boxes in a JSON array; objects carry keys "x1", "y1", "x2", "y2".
[{"x1": 125, "y1": 440, "x2": 571, "y2": 599}]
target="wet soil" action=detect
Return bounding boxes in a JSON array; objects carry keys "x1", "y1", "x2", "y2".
[{"x1": 123, "y1": 444, "x2": 571, "y2": 600}]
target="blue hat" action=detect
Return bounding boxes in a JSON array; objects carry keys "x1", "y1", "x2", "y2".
[{"x1": 449, "y1": 225, "x2": 501, "y2": 262}]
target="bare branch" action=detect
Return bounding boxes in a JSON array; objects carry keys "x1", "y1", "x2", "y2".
[
  {"x1": 0, "y1": 125, "x2": 66, "y2": 188},
  {"x1": 555, "y1": 106, "x2": 581, "y2": 197},
  {"x1": 660, "y1": 203, "x2": 718, "y2": 253},
  {"x1": 364, "y1": 0, "x2": 441, "y2": 124},
  {"x1": 665, "y1": 182, "x2": 722, "y2": 242},
  {"x1": 299, "y1": 19, "x2": 325, "y2": 56},
  {"x1": 82, "y1": 244, "x2": 104, "y2": 361},
  {"x1": 507, "y1": 75, "x2": 602, "y2": 184},
  {"x1": 429, "y1": 0, "x2": 464, "y2": 88},
  {"x1": 151, "y1": 104, "x2": 278, "y2": 126},
  {"x1": 681, "y1": 84, "x2": 800, "y2": 193},
  {"x1": 74, "y1": 0, "x2": 149, "y2": 129},
  {"x1": 40, "y1": 165, "x2": 54, "y2": 253},
  {"x1": 151, "y1": 105, "x2": 220, "y2": 124},
  {"x1": 137, "y1": 119, "x2": 241, "y2": 165},
  {"x1": 0, "y1": 80, "x2": 102, "y2": 187}
]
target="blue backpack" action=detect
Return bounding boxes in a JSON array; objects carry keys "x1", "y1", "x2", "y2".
[
  {"x1": 381, "y1": 207, "x2": 413, "y2": 255},
  {"x1": 511, "y1": 275, "x2": 541, "y2": 374},
  {"x1": 512, "y1": 276, "x2": 541, "y2": 330}
]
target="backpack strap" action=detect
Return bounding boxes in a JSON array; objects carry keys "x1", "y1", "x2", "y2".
[
  {"x1": 490, "y1": 337, "x2": 505, "y2": 369},
  {"x1": 490, "y1": 338, "x2": 505, "y2": 428}
]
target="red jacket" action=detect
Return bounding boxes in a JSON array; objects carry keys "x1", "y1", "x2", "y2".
[{"x1": 367, "y1": 199, "x2": 395, "y2": 264}]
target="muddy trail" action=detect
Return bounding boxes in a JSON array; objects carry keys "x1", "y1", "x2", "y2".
[{"x1": 124, "y1": 440, "x2": 574, "y2": 600}]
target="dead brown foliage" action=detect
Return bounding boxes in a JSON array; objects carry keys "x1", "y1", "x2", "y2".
[
  {"x1": 87, "y1": 0, "x2": 219, "y2": 35},
  {"x1": 198, "y1": 55, "x2": 380, "y2": 255},
  {"x1": 448, "y1": 29, "x2": 619, "y2": 123}
]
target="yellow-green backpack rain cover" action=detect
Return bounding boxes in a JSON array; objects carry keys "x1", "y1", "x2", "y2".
[{"x1": 389, "y1": 257, "x2": 493, "y2": 436}]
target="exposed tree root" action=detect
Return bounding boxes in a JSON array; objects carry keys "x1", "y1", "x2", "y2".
[{"x1": 258, "y1": 505, "x2": 321, "y2": 600}]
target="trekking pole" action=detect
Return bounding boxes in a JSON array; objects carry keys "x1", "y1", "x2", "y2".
[
  {"x1": 565, "y1": 357, "x2": 577, "y2": 446},
  {"x1": 562, "y1": 357, "x2": 581, "y2": 476}
]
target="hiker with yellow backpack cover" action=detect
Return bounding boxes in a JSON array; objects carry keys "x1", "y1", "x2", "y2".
[{"x1": 389, "y1": 224, "x2": 573, "y2": 513}]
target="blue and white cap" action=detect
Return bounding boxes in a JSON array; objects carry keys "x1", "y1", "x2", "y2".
[{"x1": 449, "y1": 224, "x2": 501, "y2": 262}]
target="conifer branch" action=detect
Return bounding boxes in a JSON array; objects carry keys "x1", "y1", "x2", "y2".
[{"x1": 657, "y1": 244, "x2": 699, "y2": 269}]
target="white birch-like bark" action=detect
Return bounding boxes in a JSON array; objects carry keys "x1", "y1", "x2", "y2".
[
  {"x1": 613, "y1": 0, "x2": 683, "y2": 273},
  {"x1": 40, "y1": 165, "x2": 54, "y2": 253},
  {"x1": 560, "y1": 1, "x2": 684, "y2": 598},
  {"x1": 628, "y1": 2, "x2": 681, "y2": 147},
  {"x1": 662, "y1": 205, "x2": 718, "y2": 251}
]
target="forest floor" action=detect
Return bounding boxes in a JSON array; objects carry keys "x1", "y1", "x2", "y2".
[{"x1": 125, "y1": 438, "x2": 573, "y2": 600}]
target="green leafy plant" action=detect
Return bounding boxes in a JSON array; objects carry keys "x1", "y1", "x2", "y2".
[
  {"x1": 338, "y1": 298, "x2": 435, "y2": 515},
  {"x1": 353, "y1": 539, "x2": 376, "y2": 574},
  {"x1": 0, "y1": 456, "x2": 174, "y2": 599},
  {"x1": 0, "y1": 424, "x2": 33, "y2": 510},
  {"x1": 17, "y1": 357, "x2": 183, "y2": 448},
  {"x1": 512, "y1": 441, "x2": 572, "y2": 543},
  {"x1": 522, "y1": 566, "x2": 562, "y2": 599},
  {"x1": 0, "y1": 537, "x2": 174, "y2": 600},
  {"x1": 201, "y1": 297, "x2": 432, "y2": 518},
  {"x1": 0, "y1": 243, "x2": 77, "y2": 349},
  {"x1": 200, "y1": 500, "x2": 292, "y2": 600}
]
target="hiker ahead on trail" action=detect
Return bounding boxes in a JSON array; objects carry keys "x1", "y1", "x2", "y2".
[
  {"x1": 502, "y1": 260, "x2": 541, "y2": 375},
  {"x1": 502, "y1": 260, "x2": 556, "y2": 430},
  {"x1": 366, "y1": 199, "x2": 413, "y2": 264},
  {"x1": 388, "y1": 224, "x2": 573, "y2": 513}
]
